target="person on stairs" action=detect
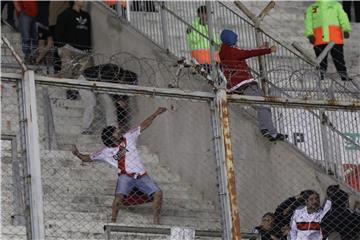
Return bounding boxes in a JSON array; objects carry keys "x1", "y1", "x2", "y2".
[
  {"x1": 219, "y1": 29, "x2": 287, "y2": 142},
  {"x1": 72, "y1": 107, "x2": 166, "y2": 224}
]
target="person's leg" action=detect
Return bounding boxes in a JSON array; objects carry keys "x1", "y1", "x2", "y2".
[
  {"x1": 342, "y1": 1, "x2": 352, "y2": 21},
  {"x1": 79, "y1": 88, "x2": 96, "y2": 133},
  {"x1": 112, "y1": 175, "x2": 132, "y2": 222},
  {"x1": 313, "y1": 44, "x2": 328, "y2": 80},
  {"x1": 18, "y1": 12, "x2": 32, "y2": 58},
  {"x1": 330, "y1": 44, "x2": 349, "y2": 81},
  {"x1": 111, "y1": 194, "x2": 124, "y2": 222},
  {"x1": 135, "y1": 175, "x2": 162, "y2": 224},
  {"x1": 152, "y1": 191, "x2": 162, "y2": 224},
  {"x1": 243, "y1": 84, "x2": 278, "y2": 136},
  {"x1": 57, "y1": 46, "x2": 74, "y2": 78},
  {"x1": 29, "y1": 18, "x2": 38, "y2": 60},
  {"x1": 98, "y1": 93, "x2": 118, "y2": 127}
]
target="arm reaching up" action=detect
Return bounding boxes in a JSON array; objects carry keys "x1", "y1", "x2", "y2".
[{"x1": 140, "y1": 107, "x2": 167, "y2": 132}]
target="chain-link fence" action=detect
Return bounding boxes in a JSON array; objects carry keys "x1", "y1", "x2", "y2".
[
  {"x1": 1, "y1": 80, "x2": 29, "y2": 240},
  {"x1": 34, "y1": 79, "x2": 223, "y2": 239},
  {"x1": 228, "y1": 100, "x2": 360, "y2": 238},
  {"x1": 2, "y1": 2, "x2": 360, "y2": 239}
]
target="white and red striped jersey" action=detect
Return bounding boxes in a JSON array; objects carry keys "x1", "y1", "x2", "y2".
[
  {"x1": 90, "y1": 126, "x2": 146, "y2": 175},
  {"x1": 289, "y1": 200, "x2": 331, "y2": 240}
]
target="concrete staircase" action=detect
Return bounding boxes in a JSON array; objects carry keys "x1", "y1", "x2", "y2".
[
  {"x1": 1, "y1": 70, "x2": 221, "y2": 240},
  {"x1": 1, "y1": 147, "x2": 221, "y2": 239}
]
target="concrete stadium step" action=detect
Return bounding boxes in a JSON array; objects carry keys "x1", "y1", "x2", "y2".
[
  {"x1": 43, "y1": 218, "x2": 220, "y2": 239},
  {"x1": 1, "y1": 144, "x2": 221, "y2": 235}
]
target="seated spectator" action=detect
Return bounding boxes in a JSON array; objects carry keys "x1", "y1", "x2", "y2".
[
  {"x1": 273, "y1": 190, "x2": 311, "y2": 239},
  {"x1": 252, "y1": 213, "x2": 278, "y2": 240},
  {"x1": 186, "y1": 5, "x2": 220, "y2": 73},
  {"x1": 289, "y1": 190, "x2": 331, "y2": 240},
  {"x1": 13, "y1": 1, "x2": 38, "y2": 64},
  {"x1": 321, "y1": 185, "x2": 360, "y2": 240},
  {"x1": 219, "y1": 29, "x2": 286, "y2": 142},
  {"x1": 55, "y1": 0, "x2": 92, "y2": 100}
]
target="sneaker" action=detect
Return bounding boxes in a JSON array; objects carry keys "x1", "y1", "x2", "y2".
[
  {"x1": 261, "y1": 129, "x2": 272, "y2": 139},
  {"x1": 66, "y1": 90, "x2": 80, "y2": 100},
  {"x1": 275, "y1": 133, "x2": 288, "y2": 141}
]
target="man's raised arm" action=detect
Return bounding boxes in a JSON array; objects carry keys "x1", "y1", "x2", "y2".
[
  {"x1": 140, "y1": 107, "x2": 167, "y2": 132},
  {"x1": 72, "y1": 145, "x2": 92, "y2": 162}
]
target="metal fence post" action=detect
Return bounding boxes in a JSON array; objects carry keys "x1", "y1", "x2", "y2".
[
  {"x1": 160, "y1": 1, "x2": 169, "y2": 51},
  {"x1": 254, "y1": 21, "x2": 269, "y2": 95},
  {"x1": 21, "y1": 70, "x2": 45, "y2": 240},
  {"x1": 211, "y1": 89, "x2": 241, "y2": 240},
  {"x1": 42, "y1": 87, "x2": 58, "y2": 150},
  {"x1": 126, "y1": 0, "x2": 131, "y2": 22}
]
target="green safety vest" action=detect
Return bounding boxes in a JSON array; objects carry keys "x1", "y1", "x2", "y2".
[{"x1": 304, "y1": 0, "x2": 351, "y2": 44}]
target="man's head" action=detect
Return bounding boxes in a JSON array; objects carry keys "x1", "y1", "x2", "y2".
[
  {"x1": 220, "y1": 29, "x2": 238, "y2": 46},
  {"x1": 303, "y1": 190, "x2": 320, "y2": 213},
  {"x1": 197, "y1": 6, "x2": 207, "y2": 25},
  {"x1": 260, "y1": 212, "x2": 275, "y2": 231},
  {"x1": 71, "y1": 0, "x2": 86, "y2": 10},
  {"x1": 101, "y1": 126, "x2": 123, "y2": 147}
]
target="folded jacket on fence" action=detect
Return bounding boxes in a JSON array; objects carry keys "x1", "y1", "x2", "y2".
[{"x1": 83, "y1": 63, "x2": 138, "y2": 84}]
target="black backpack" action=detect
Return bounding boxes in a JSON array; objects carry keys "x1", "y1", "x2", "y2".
[{"x1": 83, "y1": 63, "x2": 137, "y2": 85}]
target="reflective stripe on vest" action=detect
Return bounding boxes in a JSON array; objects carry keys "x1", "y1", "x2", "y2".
[
  {"x1": 313, "y1": 25, "x2": 344, "y2": 45},
  {"x1": 191, "y1": 49, "x2": 220, "y2": 65}
]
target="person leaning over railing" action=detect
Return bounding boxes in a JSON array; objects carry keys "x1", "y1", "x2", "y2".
[
  {"x1": 72, "y1": 107, "x2": 166, "y2": 225},
  {"x1": 304, "y1": 0, "x2": 352, "y2": 81},
  {"x1": 219, "y1": 29, "x2": 286, "y2": 142},
  {"x1": 55, "y1": 0, "x2": 92, "y2": 100},
  {"x1": 186, "y1": 5, "x2": 220, "y2": 73}
]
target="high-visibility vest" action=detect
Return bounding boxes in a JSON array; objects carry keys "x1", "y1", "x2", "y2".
[
  {"x1": 304, "y1": 0, "x2": 351, "y2": 45},
  {"x1": 186, "y1": 17, "x2": 220, "y2": 64}
]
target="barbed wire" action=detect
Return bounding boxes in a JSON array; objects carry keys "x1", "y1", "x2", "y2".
[{"x1": 1, "y1": 40, "x2": 359, "y2": 101}]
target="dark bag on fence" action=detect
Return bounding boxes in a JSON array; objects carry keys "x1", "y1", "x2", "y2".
[{"x1": 83, "y1": 63, "x2": 137, "y2": 84}]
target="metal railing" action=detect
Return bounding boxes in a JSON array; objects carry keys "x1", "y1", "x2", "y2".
[{"x1": 104, "y1": 1, "x2": 359, "y2": 101}]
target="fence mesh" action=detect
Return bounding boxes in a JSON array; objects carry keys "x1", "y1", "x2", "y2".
[
  {"x1": 228, "y1": 101, "x2": 360, "y2": 238},
  {"x1": 1, "y1": 80, "x2": 28, "y2": 240},
  {"x1": 34, "y1": 81, "x2": 222, "y2": 239}
]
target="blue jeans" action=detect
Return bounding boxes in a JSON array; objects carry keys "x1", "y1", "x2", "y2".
[{"x1": 19, "y1": 12, "x2": 37, "y2": 57}]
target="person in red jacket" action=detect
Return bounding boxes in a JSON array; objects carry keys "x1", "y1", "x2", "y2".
[
  {"x1": 219, "y1": 29, "x2": 286, "y2": 141},
  {"x1": 13, "y1": 1, "x2": 38, "y2": 64}
]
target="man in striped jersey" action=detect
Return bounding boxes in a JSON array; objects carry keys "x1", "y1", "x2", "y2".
[{"x1": 289, "y1": 190, "x2": 331, "y2": 240}]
